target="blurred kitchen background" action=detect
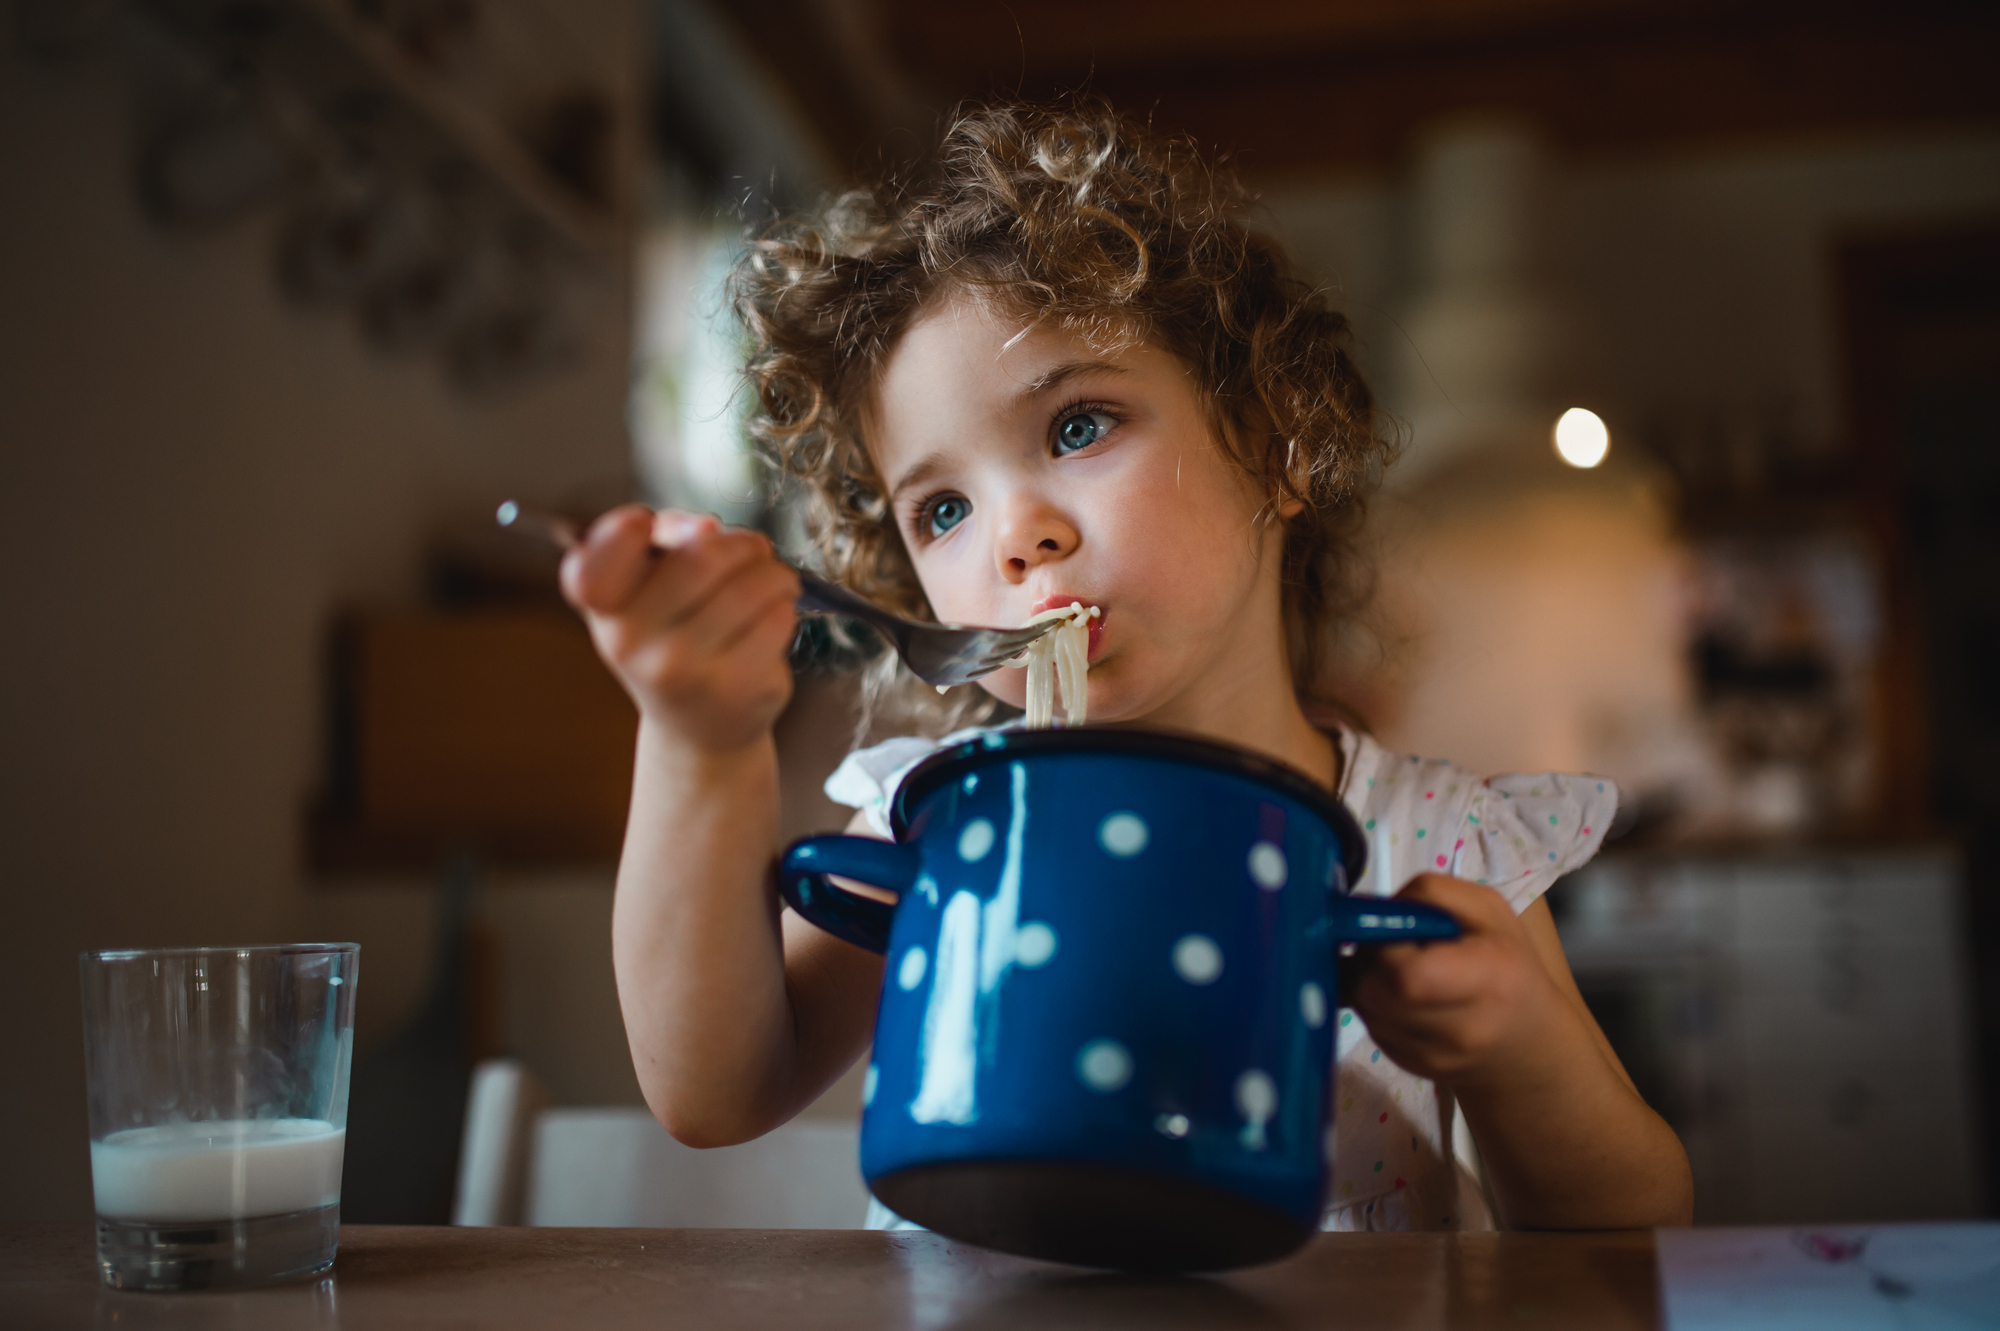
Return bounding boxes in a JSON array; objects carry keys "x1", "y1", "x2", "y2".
[{"x1": 2, "y1": 0, "x2": 1996, "y2": 1228}]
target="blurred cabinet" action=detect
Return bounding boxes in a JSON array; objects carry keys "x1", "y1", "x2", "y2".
[
  {"x1": 1556, "y1": 848, "x2": 1980, "y2": 1224},
  {"x1": 313, "y1": 609, "x2": 637, "y2": 868}
]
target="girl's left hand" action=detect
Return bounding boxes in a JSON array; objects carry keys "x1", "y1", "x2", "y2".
[
  {"x1": 1346, "y1": 874, "x2": 1695, "y2": 1229},
  {"x1": 1345, "y1": 874, "x2": 1582, "y2": 1093}
]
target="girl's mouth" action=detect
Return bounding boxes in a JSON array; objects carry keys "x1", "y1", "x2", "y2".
[{"x1": 1029, "y1": 594, "x2": 1108, "y2": 661}]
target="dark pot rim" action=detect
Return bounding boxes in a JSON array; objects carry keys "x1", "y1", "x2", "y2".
[{"x1": 890, "y1": 726, "x2": 1369, "y2": 886}]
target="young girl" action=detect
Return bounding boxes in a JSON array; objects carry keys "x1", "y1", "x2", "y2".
[{"x1": 562, "y1": 102, "x2": 1692, "y2": 1233}]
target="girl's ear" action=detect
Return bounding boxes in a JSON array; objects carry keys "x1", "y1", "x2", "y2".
[
  {"x1": 1222, "y1": 404, "x2": 1303, "y2": 521},
  {"x1": 1260, "y1": 423, "x2": 1306, "y2": 521}
]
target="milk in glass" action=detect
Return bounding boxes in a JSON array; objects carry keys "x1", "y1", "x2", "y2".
[{"x1": 91, "y1": 1119, "x2": 346, "y2": 1221}]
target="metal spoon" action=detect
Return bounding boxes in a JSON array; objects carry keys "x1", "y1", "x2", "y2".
[{"x1": 495, "y1": 501, "x2": 1062, "y2": 688}]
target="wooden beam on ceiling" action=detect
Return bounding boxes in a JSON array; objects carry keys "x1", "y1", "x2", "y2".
[
  {"x1": 890, "y1": 0, "x2": 1739, "y2": 71},
  {"x1": 725, "y1": 0, "x2": 2000, "y2": 183},
  {"x1": 1043, "y1": 6, "x2": 2000, "y2": 176}
]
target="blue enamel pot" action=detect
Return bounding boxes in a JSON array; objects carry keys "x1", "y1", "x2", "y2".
[{"x1": 778, "y1": 729, "x2": 1458, "y2": 1272}]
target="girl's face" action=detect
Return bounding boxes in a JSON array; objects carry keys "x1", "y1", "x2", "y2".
[{"x1": 869, "y1": 294, "x2": 1293, "y2": 727}]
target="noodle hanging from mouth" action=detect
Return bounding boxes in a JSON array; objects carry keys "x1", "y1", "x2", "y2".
[{"x1": 1005, "y1": 602, "x2": 1099, "y2": 728}]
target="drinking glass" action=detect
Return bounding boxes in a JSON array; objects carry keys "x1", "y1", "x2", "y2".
[{"x1": 80, "y1": 943, "x2": 359, "y2": 1291}]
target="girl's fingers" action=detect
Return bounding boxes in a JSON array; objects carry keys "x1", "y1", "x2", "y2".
[
  {"x1": 709, "y1": 596, "x2": 803, "y2": 700},
  {"x1": 615, "y1": 529, "x2": 789, "y2": 649},
  {"x1": 576, "y1": 516, "x2": 768, "y2": 629},
  {"x1": 561, "y1": 507, "x2": 751, "y2": 621},
  {"x1": 1394, "y1": 874, "x2": 1508, "y2": 931},
  {"x1": 1354, "y1": 877, "x2": 1511, "y2": 1009},
  {"x1": 654, "y1": 509, "x2": 721, "y2": 548},
  {"x1": 560, "y1": 505, "x2": 658, "y2": 613},
  {"x1": 1368, "y1": 932, "x2": 1504, "y2": 1009},
  {"x1": 1354, "y1": 959, "x2": 1480, "y2": 1023},
  {"x1": 710, "y1": 562, "x2": 801, "y2": 655},
  {"x1": 554, "y1": 506, "x2": 799, "y2": 744},
  {"x1": 628, "y1": 558, "x2": 797, "y2": 679},
  {"x1": 1353, "y1": 874, "x2": 1575, "y2": 1082}
]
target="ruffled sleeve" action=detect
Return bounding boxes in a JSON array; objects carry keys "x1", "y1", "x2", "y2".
[
  {"x1": 1336, "y1": 730, "x2": 1620, "y2": 916},
  {"x1": 822, "y1": 735, "x2": 945, "y2": 837},
  {"x1": 1453, "y1": 772, "x2": 1620, "y2": 913}
]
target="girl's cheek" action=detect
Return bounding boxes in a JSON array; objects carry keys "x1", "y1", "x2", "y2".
[
  {"x1": 979, "y1": 670, "x2": 1026, "y2": 709},
  {"x1": 910, "y1": 544, "x2": 978, "y2": 624}
]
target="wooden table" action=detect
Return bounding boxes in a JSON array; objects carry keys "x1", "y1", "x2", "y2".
[{"x1": 1, "y1": 1224, "x2": 1659, "y2": 1329}]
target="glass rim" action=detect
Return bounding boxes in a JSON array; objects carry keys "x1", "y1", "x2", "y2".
[{"x1": 80, "y1": 942, "x2": 360, "y2": 964}]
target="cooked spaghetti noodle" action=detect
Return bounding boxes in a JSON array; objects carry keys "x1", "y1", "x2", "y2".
[{"x1": 1005, "y1": 603, "x2": 1100, "y2": 728}]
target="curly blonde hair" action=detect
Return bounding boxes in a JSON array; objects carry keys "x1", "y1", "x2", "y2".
[{"x1": 731, "y1": 98, "x2": 1393, "y2": 732}]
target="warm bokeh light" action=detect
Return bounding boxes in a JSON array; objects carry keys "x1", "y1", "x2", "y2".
[{"x1": 1553, "y1": 408, "x2": 1611, "y2": 468}]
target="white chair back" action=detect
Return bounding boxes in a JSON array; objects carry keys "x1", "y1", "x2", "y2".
[
  {"x1": 523, "y1": 1107, "x2": 869, "y2": 1228},
  {"x1": 452, "y1": 1059, "x2": 549, "y2": 1226}
]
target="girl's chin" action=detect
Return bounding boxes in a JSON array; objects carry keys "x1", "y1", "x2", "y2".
[{"x1": 1071, "y1": 688, "x2": 1160, "y2": 727}]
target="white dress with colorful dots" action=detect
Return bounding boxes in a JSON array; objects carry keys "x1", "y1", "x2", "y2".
[{"x1": 823, "y1": 724, "x2": 1619, "y2": 1234}]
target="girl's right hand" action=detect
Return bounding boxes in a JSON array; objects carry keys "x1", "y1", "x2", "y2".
[{"x1": 559, "y1": 505, "x2": 801, "y2": 754}]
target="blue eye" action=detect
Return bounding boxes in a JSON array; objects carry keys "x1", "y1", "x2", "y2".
[
  {"x1": 926, "y1": 495, "x2": 970, "y2": 538},
  {"x1": 1055, "y1": 411, "x2": 1114, "y2": 454}
]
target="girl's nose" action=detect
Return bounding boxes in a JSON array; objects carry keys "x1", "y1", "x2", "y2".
[{"x1": 992, "y1": 495, "x2": 1080, "y2": 583}]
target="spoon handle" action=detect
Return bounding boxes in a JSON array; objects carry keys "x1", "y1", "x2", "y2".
[
  {"x1": 496, "y1": 501, "x2": 873, "y2": 621},
  {"x1": 494, "y1": 500, "x2": 581, "y2": 550}
]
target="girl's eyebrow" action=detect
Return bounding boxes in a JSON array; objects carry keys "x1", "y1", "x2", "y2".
[
  {"x1": 888, "y1": 451, "x2": 948, "y2": 505},
  {"x1": 1017, "y1": 358, "x2": 1128, "y2": 398}
]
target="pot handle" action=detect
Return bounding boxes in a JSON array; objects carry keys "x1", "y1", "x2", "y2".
[
  {"x1": 777, "y1": 836, "x2": 920, "y2": 955},
  {"x1": 1325, "y1": 893, "x2": 1462, "y2": 944}
]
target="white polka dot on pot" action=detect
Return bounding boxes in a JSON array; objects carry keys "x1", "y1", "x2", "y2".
[
  {"x1": 1171, "y1": 934, "x2": 1223, "y2": 985},
  {"x1": 1015, "y1": 921, "x2": 1058, "y2": 968},
  {"x1": 958, "y1": 819, "x2": 995, "y2": 862},
  {"x1": 862, "y1": 1064, "x2": 879, "y2": 1107},
  {"x1": 1076, "y1": 1039, "x2": 1133, "y2": 1093},
  {"x1": 1236, "y1": 1069, "x2": 1277, "y2": 1118},
  {"x1": 1235, "y1": 1070, "x2": 1278, "y2": 1151},
  {"x1": 1299, "y1": 981, "x2": 1327, "y2": 1028},
  {"x1": 897, "y1": 947, "x2": 928, "y2": 991},
  {"x1": 1248, "y1": 841, "x2": 1288, "y2": 890},
  {"x1": 1097, "y1": 812, "x2": 1149, "y2": 858}
]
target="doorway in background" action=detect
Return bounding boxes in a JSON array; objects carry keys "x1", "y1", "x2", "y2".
[{"x1": 1843, "y1": 223, "x2": 2000, "y2": 1214}]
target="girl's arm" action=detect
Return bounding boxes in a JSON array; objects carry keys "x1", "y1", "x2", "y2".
[
  {"x1": 1350, "y1": 875, "x2": 1695, "y2": 1230},
  {"x1": 564, "y1": 507, "x2": 881, "y2": 1147}
]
